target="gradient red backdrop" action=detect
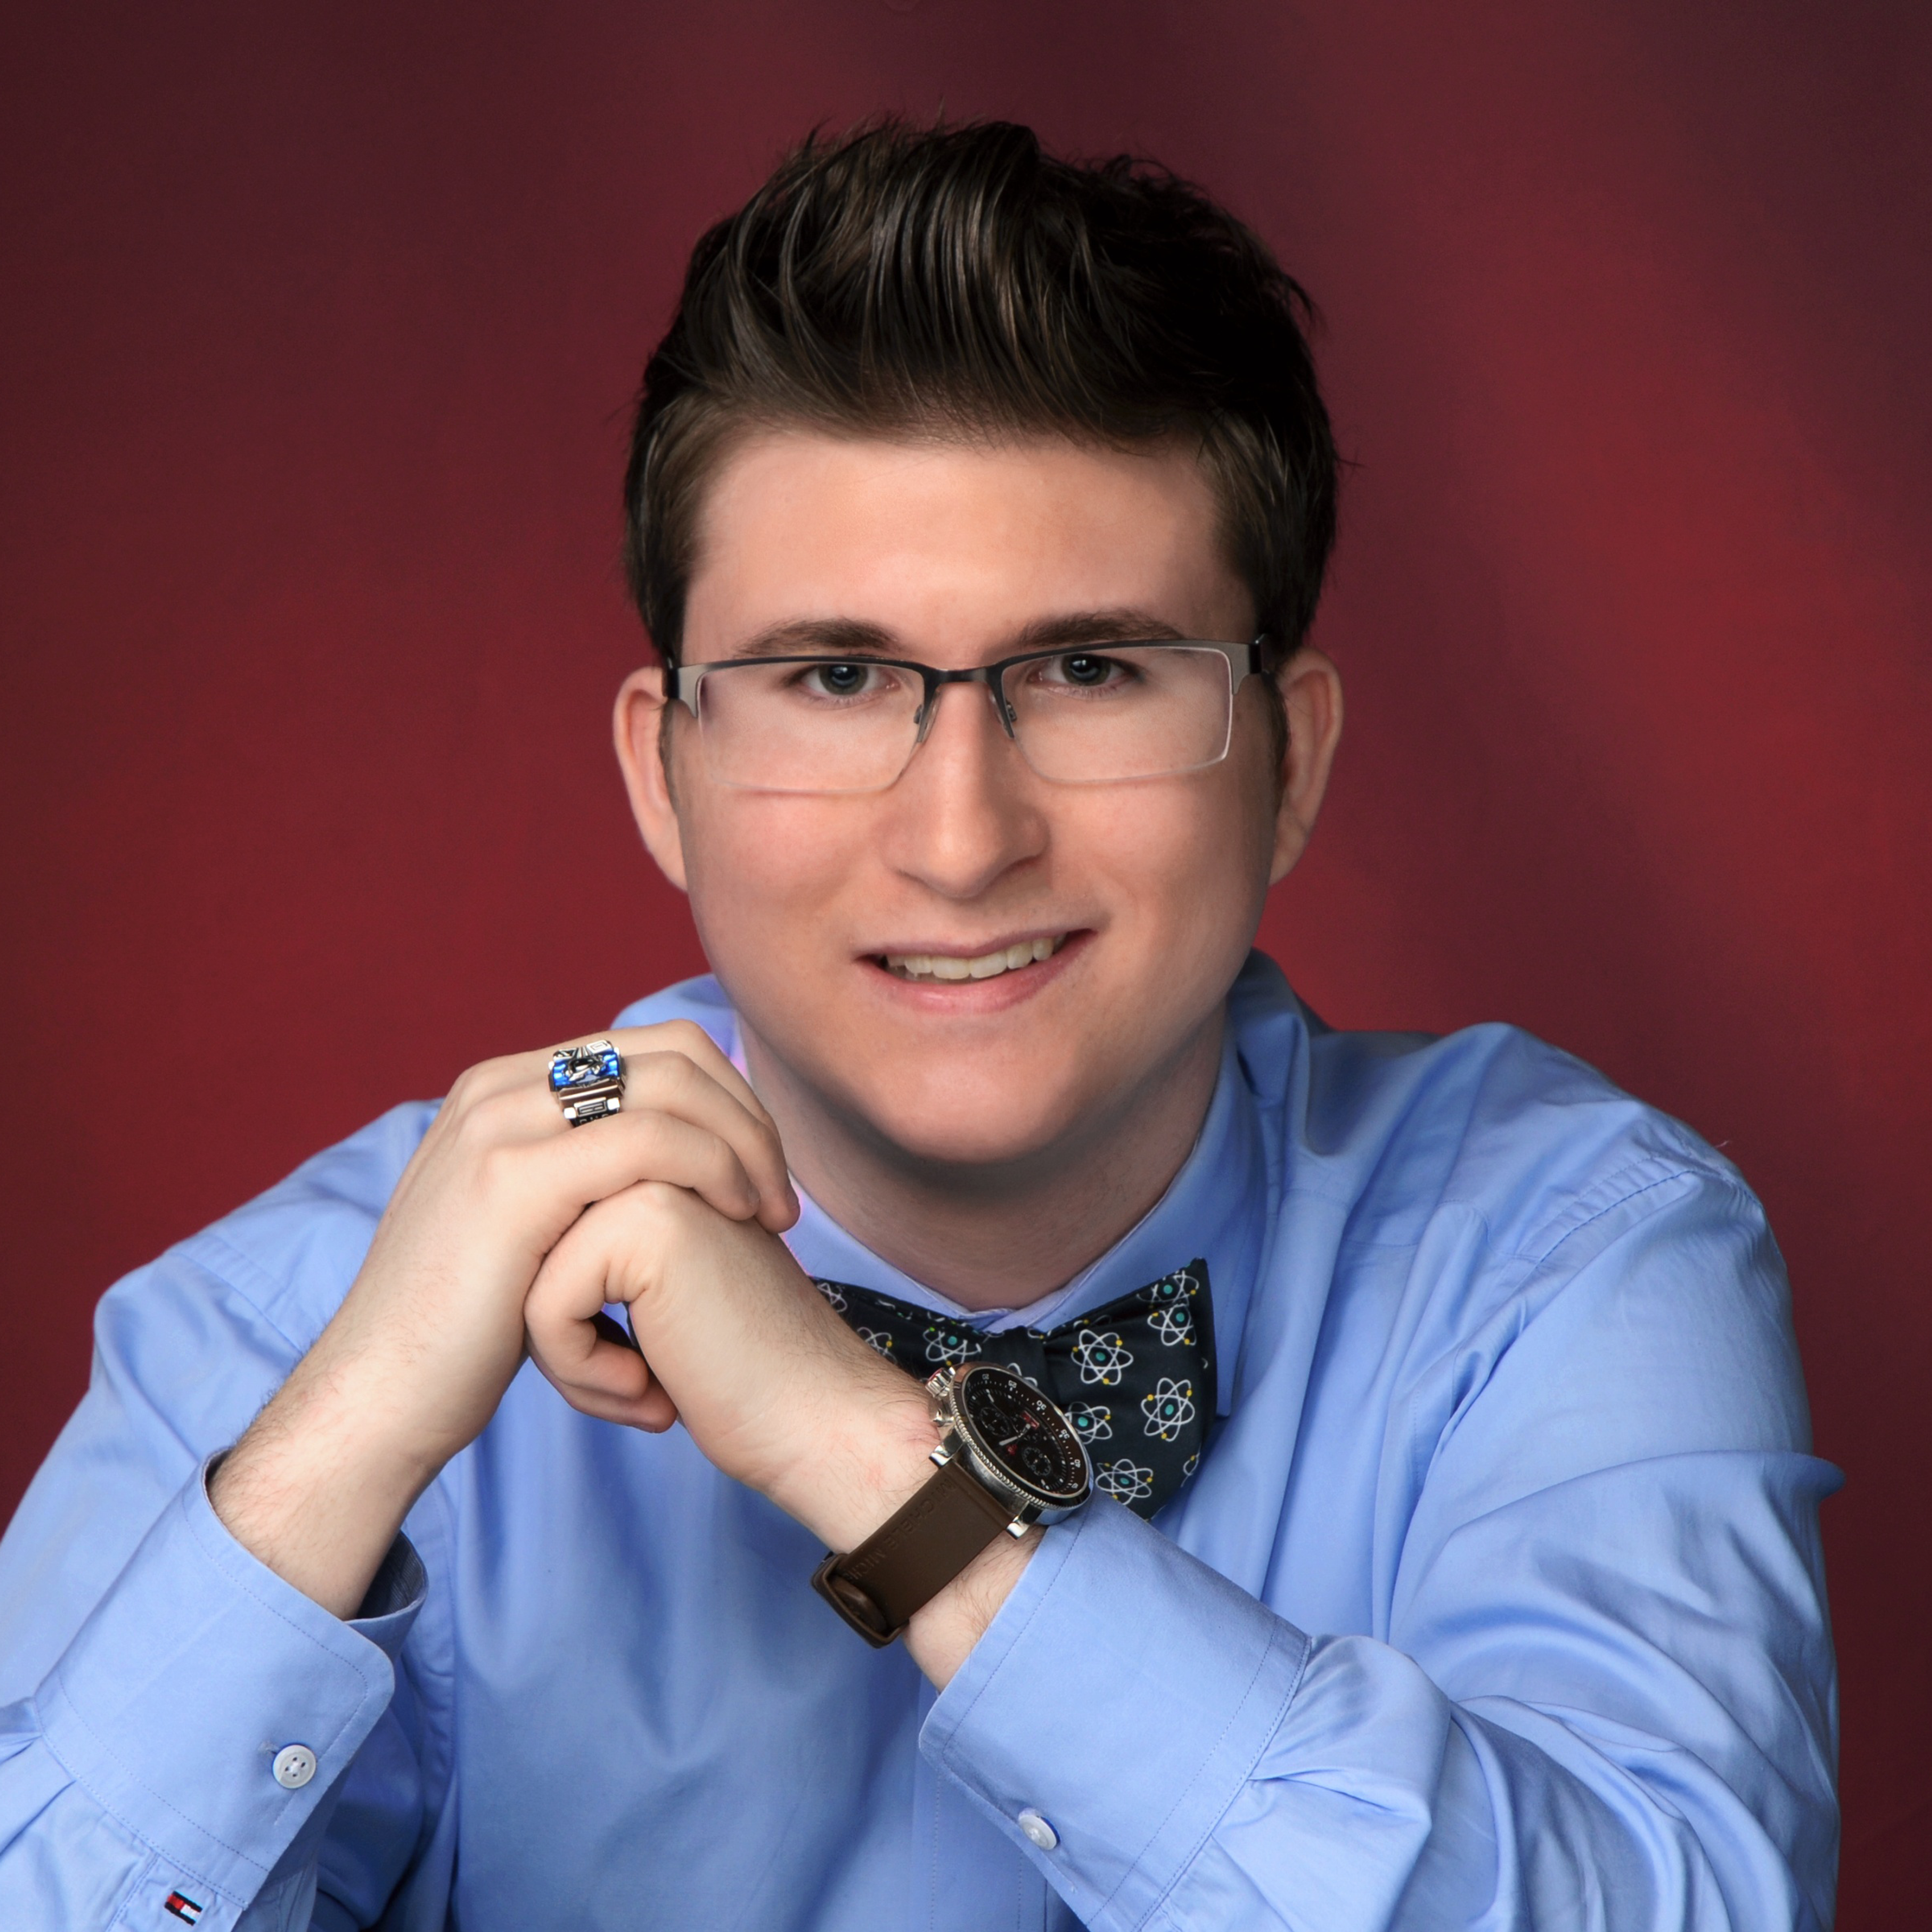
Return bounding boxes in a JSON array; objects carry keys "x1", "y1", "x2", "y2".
[{"x1": 4, "y1": 2, "x2": 1926, "y2": 1919}]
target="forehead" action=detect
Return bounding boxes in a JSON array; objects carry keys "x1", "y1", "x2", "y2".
[{"x1": 682, "y1": 430, "x2": 1247, "y2": 660}]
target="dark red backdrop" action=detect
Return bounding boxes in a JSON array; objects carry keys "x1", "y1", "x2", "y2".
[{"x1": 4, "y1": 2, "x2": 1926, "y2": 1918}]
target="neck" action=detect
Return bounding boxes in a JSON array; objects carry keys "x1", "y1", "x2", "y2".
[{"x1": 741, "y1": 1010, "x2": 1226, "y2": 1312}]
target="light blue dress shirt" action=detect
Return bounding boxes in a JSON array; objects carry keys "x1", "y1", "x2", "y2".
[{"x1": 0, "y1": 955, "x2": 1838, "y2": 1929}]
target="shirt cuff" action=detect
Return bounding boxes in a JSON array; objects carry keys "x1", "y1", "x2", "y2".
[
  {"x1": 921, "y1": 1496, "x2": 1311, "y2": 1929},
  {"x1": 32, "y1": 1457, "x2": 425, "y2": 1907}
]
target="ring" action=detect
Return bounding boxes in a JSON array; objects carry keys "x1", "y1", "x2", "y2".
[{"x1": 548, "y1": 1039, "x2": 625, "y2": 1126}]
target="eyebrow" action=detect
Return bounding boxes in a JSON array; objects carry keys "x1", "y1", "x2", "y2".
[
  {"x1": 1010, "y1": 608, "x2": 1191, "y2": 650},
  {"x1": 727, "y1": 617, "x2": 900, "y2": 659},
  {"x1": 722, "y1": 607, "x2": 1191, "y2": 663}
]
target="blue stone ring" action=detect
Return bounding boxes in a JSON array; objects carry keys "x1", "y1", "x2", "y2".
[{"x1": 547, "y1": 1039, "x2": 625, "y2": 1126}]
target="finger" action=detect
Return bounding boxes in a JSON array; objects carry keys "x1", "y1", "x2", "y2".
[
  {"x1": 530, "y1": 1104, "x2": 773, "y2": 1226},
  {"x1": 610, "y1": 1048, "x2": 796, "y2": 1229},
  {"x1": 608, "y1": 1020, "x2": 774, "y2": 1133},
  {"x1": 445, "y1": 1020, "x2": 765, "y2": 1135},
  {"x1": 427, "y1": 1025, "x2": 798, "y2": 1240},
  {"x1": 526, "y1": 1249, "x2": 680, "y2": 1433},
  {"x1": 474, "y1": 1022, "x2": 796, "y2": 1227},
  {"x1": 530, "y1": 1347, "x2": 681, "y2": 1433}
]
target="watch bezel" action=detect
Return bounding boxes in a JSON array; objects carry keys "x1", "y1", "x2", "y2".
[{"x1": 930, "y1": 1363, "x2": 1093, "y2": 1516}]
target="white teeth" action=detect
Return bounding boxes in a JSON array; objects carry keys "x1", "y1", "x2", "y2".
[{"x1": 884, "y1": 935, "x2": 1066, "y2": 983}]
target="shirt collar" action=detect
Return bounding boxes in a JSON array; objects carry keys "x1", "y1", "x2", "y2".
[{"x1": 731, "y1": 1018, "x2": 1266, "y2": 1416}]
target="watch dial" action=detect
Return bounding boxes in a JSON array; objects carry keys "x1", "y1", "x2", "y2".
[{"x1": 958, "y1": 1369, "x2": 1090, "y2": 1502}]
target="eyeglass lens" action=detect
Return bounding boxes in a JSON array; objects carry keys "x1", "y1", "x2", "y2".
[{"x1": 693, "y1": 646, "x2": 1237, "y2": 794}]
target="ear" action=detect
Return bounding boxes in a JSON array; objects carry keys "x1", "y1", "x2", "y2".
[
  {"x1": 613, "y1": 664, "x2": 691, "y2": 892},
  {"x1": 1268, "y1": 645, "x2": 1344, "y2": 885}
]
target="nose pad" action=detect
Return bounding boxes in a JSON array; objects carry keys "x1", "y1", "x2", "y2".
[{"x1": 912, "y1": 675, "x2": 1018, "y2": 749}]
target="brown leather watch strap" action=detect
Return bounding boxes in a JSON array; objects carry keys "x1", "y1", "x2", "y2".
[{"x1": 811, "y1": 1455, "x2": 1017, "y2": 1646}]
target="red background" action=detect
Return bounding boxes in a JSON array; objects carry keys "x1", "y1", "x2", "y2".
[{"x1": 3, "y1": 2, "x2": 1926, "y2": 1917}]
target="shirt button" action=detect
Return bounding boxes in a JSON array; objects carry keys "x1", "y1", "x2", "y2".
[
  {"x1": 272, "y1": 1744, "x2": 317, "y2": 1790},
  {"x1": 1016, "y1": 1808, "x2": 1058, "y2": 1851}
]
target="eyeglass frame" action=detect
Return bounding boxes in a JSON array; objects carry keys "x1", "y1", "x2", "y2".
[{"x1": 666, "y1": 635, "x2": 1283, "y2": 791}]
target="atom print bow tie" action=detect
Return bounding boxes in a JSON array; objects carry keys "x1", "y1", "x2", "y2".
[{"x1": 812, "y1": 1261, "x2": 1216, "y2": 1519}]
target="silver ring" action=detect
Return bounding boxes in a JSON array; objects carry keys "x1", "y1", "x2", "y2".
[{"x1": 548, "y1": 1039, "x2": 625, "y2": 1126}]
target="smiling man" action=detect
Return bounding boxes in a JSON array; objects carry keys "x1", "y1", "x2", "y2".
[{"x1": 0, "y1": 122, "x2": 1837, "y2": 1930}]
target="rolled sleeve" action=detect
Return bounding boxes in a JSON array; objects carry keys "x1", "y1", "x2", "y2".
[
  {"x1": 923, "y1": 1498, "x2": 1321, "y2": 1929},
  {"x1": 29, "y1": 1458, "x2": 423, "y2": 1915}
]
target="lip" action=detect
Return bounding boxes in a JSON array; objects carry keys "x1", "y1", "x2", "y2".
[
  {"x1": 871, "y1": 928, "x2": 1069, "y2": 968},
  {"x1": 861, "y1": 928, "x2": 1093, "y2": 1013}
]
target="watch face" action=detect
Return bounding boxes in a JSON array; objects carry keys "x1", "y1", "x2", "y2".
[{"x1": 958, "y1": 1368, "x2": 1091, "y2": 1504}]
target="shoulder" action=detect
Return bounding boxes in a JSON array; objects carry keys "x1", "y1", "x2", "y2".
[
  {"x1": 1230, "y1": 953, "x2": 1807, "y2": 1457},
  {"x1": 1230, "y1": 951, "x2": 1754, "y2": 1264},
  {"x1": 125, "y1": 1100, "x2": 443, "y2": 1359},
  {"x1": 117, "y1": 975, "x2": 738, "y2": 1354}
]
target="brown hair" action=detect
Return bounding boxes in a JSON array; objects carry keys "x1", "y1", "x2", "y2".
[{"x1": 622, "y1": 118, "x2": 1338, "y2": 667}]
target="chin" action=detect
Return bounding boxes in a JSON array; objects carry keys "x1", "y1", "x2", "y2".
[{"x1": 846, "y1": 1066, "x2": 1098, "y2": 1172}]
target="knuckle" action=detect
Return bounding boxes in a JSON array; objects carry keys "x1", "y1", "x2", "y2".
[
  {"x1": 443, "y1": 1062, "x2": 488, "y2": 1110},
  {"x1": 624, "y1": 1178, "x2": 687, "y2": 1234},
  {"x1": 456, "y1": 1088, "x2": 518, "y2": 1152},
  {"x1": 473, "y1": 1142, "x2": 515, "y2": 1196}
]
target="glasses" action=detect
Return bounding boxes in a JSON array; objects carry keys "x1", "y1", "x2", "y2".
[{"x1": 670, "y1": 637, "x2": 1279, "y2": 794}]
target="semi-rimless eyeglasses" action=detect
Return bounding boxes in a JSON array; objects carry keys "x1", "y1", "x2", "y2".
[{"x1": 669, "y1": 637, "x2": 1281, "y2": 794}]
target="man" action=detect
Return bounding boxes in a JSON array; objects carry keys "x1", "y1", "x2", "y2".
[{"x1": 0, "y1": 120, "x2": 1836, "y2": 1929}]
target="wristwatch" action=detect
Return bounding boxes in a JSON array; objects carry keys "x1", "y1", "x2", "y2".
[{"x1": 811, "y1": 1363, "x2": 1093, "y2": 1647}]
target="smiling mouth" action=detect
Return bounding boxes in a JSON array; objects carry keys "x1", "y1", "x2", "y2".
[{"x1": 880, "y1": 934, "x2": 1068, "y2": 983}]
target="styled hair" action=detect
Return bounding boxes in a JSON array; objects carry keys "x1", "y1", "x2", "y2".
[{"x1": 622, "y1": 118, "x2": 1338, "y2": 666}]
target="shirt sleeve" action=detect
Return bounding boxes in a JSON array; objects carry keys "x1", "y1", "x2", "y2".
[
  {"x1": 922, "y1": 1169, "x2": 1840, "y2": 1932},
  {"x1": 0, "y1": 1179, "x2": 439, "y2": 1930}
]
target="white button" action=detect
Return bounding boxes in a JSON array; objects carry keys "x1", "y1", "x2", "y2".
[
  {"x1": 272, "y1": 1744, "x2": 317, "y2": 1790},
  {"x1": 1017, "y1": 1807, "x2": 1058, "y2": 1851}
]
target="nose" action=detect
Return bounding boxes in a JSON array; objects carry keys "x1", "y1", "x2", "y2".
[{"x1": 883, "y1": 679, "x2": 1046, "y2": 899}]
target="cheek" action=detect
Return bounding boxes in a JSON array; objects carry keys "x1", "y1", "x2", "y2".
[
  {"x1": 1072, "y1": 759, "x2": 1275, "y2": 940},
  {"x1": 676, "y1": 793, "x2": 861, "y2": 968}
]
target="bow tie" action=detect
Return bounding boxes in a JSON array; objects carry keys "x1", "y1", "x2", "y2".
[{"x1": 812, "y1": 1260, "x2": 1216, "y2": 1520}]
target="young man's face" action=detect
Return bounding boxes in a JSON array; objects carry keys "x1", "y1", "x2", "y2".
[{"x1": 617, "y1": 431, "x2": 1339, "y2": 1180}]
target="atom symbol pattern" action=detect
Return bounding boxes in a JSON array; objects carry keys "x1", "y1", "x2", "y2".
[
  {"x1": 1073, "y1": 1327, "x2": 1134, "y2": 1386},
  {"x1": 922, "y1": 1324, "x2": 984, "y2": 1366},
  {"x1": 813, "y1": 1281, "x2": 848, "y2": 1313},
  {"x1": 855, "y1": 1326, "x2": 894, "y2": 1357},
  {"x1": 1139, "y1": 1265, "x2": 1198, "y2": 1306},
  {"x1": 1148, "y1": 1302, "x2": 1195, "y2": 1348},
  {"x1": 1066, "y1": 1401, "x2": 1113, "y2": 1443},
  {"x1": 1141, "y1": 1377, "x2": 1196, "y2": 1442},
  {"x1": 1094, "y1": 1459, "x2": 1155, "y2": 1503},
  {"x1": 1000, "y1": 1360, "x2": 1043, "y2": 1390}
]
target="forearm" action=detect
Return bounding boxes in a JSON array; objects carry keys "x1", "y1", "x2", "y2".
[
  {"x1": 2, "y1": 1448, "x2": 426, "y2": 1926},
  {"x1": 210, "y1": 1336, "x2": 446, "y2": 1621},
  {"x1": 922, "y1": 1495, "x2": 1836, "y2": 1932}
]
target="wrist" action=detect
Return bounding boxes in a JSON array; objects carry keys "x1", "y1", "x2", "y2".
[
  {"x1": 797, "y1": 1359, "x2": 1071, "y2": 1679},
  {"x1": 768, "y1": 1363, "x2": 941, "y2": 1553},
  {"x1": 905, "y1": 1524, "x2": 1040, "y2": 1686}
]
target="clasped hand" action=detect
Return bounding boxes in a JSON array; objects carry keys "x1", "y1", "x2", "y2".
[{"x1": 212, "y1": 1023, "x2": 940, "y2": 1619}]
